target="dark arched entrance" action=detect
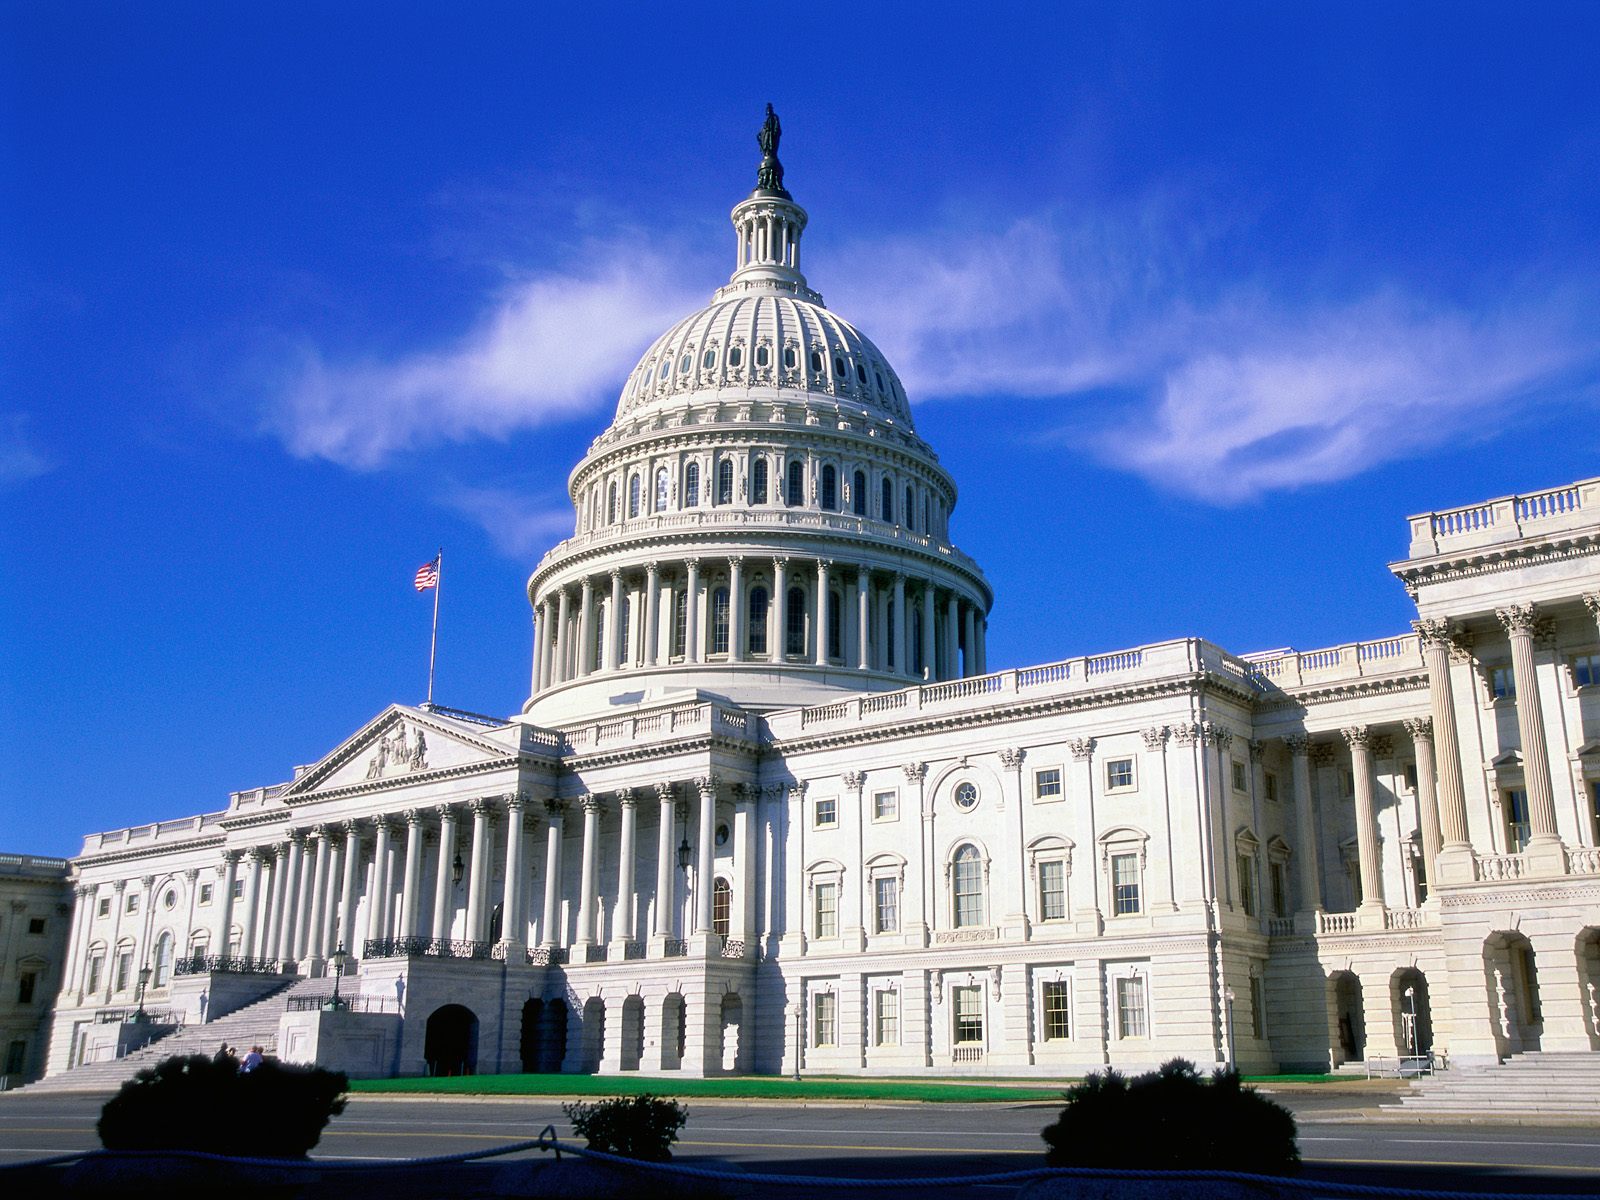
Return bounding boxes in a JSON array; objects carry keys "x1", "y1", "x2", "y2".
[
  {"x1": 542, "y1": 999, "x2": 568, "y2": 1073},
  {"x1": 424, "y1": 1004, "x2": 479, "y2": 1076},
  {"x1": 1330, "y1": 972, "x2": 1364, "y2": 1064},
  {"x1": 520, "y1": 998, "x2": 544, "y2": 1073},
  {"x1": 1393, "y1": 968, "x2": 1434, "y2": 1056}
]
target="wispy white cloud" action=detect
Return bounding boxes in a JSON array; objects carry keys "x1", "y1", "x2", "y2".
[
  {"x1": 439, "y1": 484, "x2": 575, "y2": 560},
  {"x1": 0, "y1": 413, "x2": 51, "y2": 490}
]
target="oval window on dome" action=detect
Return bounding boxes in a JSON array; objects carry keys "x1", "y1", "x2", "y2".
[
  {"x1": 658, "y1": 360, "x2": 671, "y2": 380},
  {"x1": 810, "y1": 350, "x2": 824, "y2": 373},
  {"x1": 875, "y1": 370, "x2": 885, "y2": 392},
  {"x1": 856, "y1": 363, "x2": 867, "y2": 384},
  {"x1": 703, "y1": 349, "x2": 716, "y2": 369},
  {"x1": 729, "y1": 346, "x2": 743, "y2": 367},
  {"x1": 679, "y1": 352, "x2": 693, "y2": 373},
  {"x1": 755, "y1": 344, "x2": 770, "y2": 367},
  {"x1": 834, "y1": 354, "x2": 847, "y2": 375},
  {"x1": 783, "y1": 345, "x2": 797, "y2": 369}
]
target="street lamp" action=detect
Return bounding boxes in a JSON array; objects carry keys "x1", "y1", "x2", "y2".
[
  {"x1": 1223, "y1": 986, "x2": 1237, "y2": 1071},
  {"x1": 451, "y1": 850, "x2": 465, "y2": 888},
  {"x1": 791, "y1": 1002, "x2": 803, "y2": 1083},
  {"x1": 1404, "y1": 985, "x2": 1418, "y2": 1059},
  {"x1": 677, "y1": 834, "x2": 692, "y2": 872},
  {"x1": 325, "y1": 946, "x2": 349, "y2": 1011},
  {"x1": 133, "y1": 964, "x2": 152, "y2": 1023}
]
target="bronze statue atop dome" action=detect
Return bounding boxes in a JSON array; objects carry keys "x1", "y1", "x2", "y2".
[{"x1": 755, "y1": 103, "x2": 789, "y2": 196}]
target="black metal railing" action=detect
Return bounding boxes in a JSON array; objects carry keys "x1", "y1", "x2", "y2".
[
  {"x1": 285, "y1": 994, "x2": 397, "y2": 1014},
  {"x1": 623, "y1": 941, "x2": 646, "y2": 960},
  {"x1": 664, "y1": 938, "x2": 688, "y2": 957},
  {"x1": 719, "y1": 937, "x2": 746, "y2": 959},
  {"x1": 362, "y1": 937, "x2": 492, "y2": 961},
  {"x1": 523, "y1": 945, "x2": 569, "y2": 966},
  {"x1": 583, "y1": 944, "x2": 607, "y2": 963},
  {"x1": 95, "y1": 1008, "x2": 182, "y2": 1025},
  {"x1": 174, "y1": 955, "x2": 283, "y2": 977}
]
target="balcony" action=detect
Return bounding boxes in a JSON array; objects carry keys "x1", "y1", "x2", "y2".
[
  {"x1": 1404, "y1": 477, "x2": 1598, "y2": 560},
  {"x1": 362, "y1": 937, "x2": 492, "y2": 961}
]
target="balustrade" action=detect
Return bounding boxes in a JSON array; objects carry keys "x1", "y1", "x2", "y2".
[
  {"x1": 363, "y1": 937, "x2": 492, "y2": 961},
  {"x1": 174, "y1": 955, "x2": 283, "y2": 976}
]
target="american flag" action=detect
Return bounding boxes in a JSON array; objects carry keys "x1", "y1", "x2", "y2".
[{"x1": 413, "y1": 558, "x2": 440, "y2": 592}]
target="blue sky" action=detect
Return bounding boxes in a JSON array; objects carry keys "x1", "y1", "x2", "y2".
[{"x1": 4, "y1": 4, "x2": 1598, "y2": 857}]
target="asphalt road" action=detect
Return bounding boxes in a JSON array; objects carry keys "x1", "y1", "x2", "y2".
[{"x1": 3, "y1": 1091, "x2": 1599, "y2": 1195}]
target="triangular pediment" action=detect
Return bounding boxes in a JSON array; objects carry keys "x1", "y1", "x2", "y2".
[
  {"x1": 1488, "y1": 749, "x2": 1523, "y2": 770},
  {"x1": 1574, "y1": 740, "x2": 1600, "y2": 760},
  {"x1": 279, "y1": 705, "x2": 520, "y2": 800}
]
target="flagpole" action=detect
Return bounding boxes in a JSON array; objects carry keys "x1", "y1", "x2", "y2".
[{"x1": 426, "y1": 548, "x2": 442, "y2": 708}]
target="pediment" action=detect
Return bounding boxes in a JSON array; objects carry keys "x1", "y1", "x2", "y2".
[
  {"x1": 1488, "y1": 750, "x2": 1522, "y2": 770},
  {"x1": 280, "y1": 705, "x2": 519, "y2": 800},
  {"x1": 1574, "y1": 740, "x2": 1600, "y2": 760}
]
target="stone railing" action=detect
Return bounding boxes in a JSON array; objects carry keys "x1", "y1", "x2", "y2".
[
  {"x1": 1244, "y1": 634, "x2": 1426, "y2": 690},
  {"x1": 1265, "y1": 917, "x2": 1297, "y2": 938},
  {"x1": 362, "y1": 937, "x2": 492, "y2": 961},
  {"x1": 1475, "y1": 853, "x2": 1528, "y2": 882},
  {"x1": 0, "y1": 852, "x2": 69, "y2": 875},
  {"x1": 83, "y1": 813, "x2": 226, "y2": 857},
  {"x1": 1315, "y1": 912, "x2": 1358, "y2": 935},
  {"x1": 1566, "y1": 846, "x2": 1600, "y2": 876},
  {"x1": 952, "y1": 1045, "x2": 984, "y2": 1064},
  {"x1": 561, "y1": 701, "x2": 756, "y2": 754},
  {"x1": 1383, "y1": 907, "x2": 1430, "y2": 930},
  {"x1": 1405, "y1": 477, "x2": 1598, "y2": 558},
  {"x1": 174, "y1": 955, "x2": 283, "y2": 977}
]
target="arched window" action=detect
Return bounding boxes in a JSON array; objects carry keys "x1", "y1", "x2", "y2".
[
  {"x1": 755, "y1": 343, "x2": 770, "y2": 367},
  {"x1": 712, "y1": 878, "x2": 732, "y2": 939},
  {"x1": 905, "y1": 485, "x2": 915, "y2": 531},
  {"x1": 809, "y1": 349, "x2": 825, "y2": 373},
  {"x1": 853, "y1": 470, "x2": 867, "y2": 516},
  {"x1": 717, "y1": 459, "x2": 734, "y2": 505},
  {"x1": 820, "y1": 465, "x2": 837, "y2": 511},
  {"x1": 728, "y1": 344, "x2": 743, "y2": 367},
  {"x1": 671, "y1": 588, "x2": 687, "y2": 658},
  {"x1": 752, "y1": 459, "x2": 769, "y2": 504},
  {"x1": 924, "y1": 495, "x2": 932, "y2": 532},
  {"x1": 628, "y1": 474, "x2": 641, "y2": 519},
  {"x1": 655, "y1": 468, "x2": 669, "y2": 512},
  {"x1": 886, "y1": 601, "x2": 896, "y2": 670},
  {"x1": 912, "y1": 608, "x2": 925, "y2": 676},
  {"x1": 618, "y1": 595, "x2": 631, "y2": 665},
  {"x1": 783, "y1": 345, "x2": 797, "y2": 369},
  {"x1": 702, "y1": 348, "x2": 716, "y2": 369},
  {"x1": 684, "y1": 462, "x2": 700, "y2": 507},
  {"x1": 953, "y1": 844, "x2": 984, "y2": 927},
  {"x1": 786, "y1": 587, "x2": 806, "y2": 657},
  {"x1": 607, "y1": 482, "x2": 618, "y2": 524},
  {"x1": 748, "y1": 586, "x2": 769, "y2": 656},
  {"x1": 152, "y1": 930, "x2": 174, "y2": 988},
  {"x1": 592, "y1": 602, "x2": 606, "y2": 668},
  {"x1": 881, "y1": 478, "x2": 893, "y2": 522},
  {"x1": 711, "y1": 586, "x2": 730, "y2": 655},
  {"x1": 786, "y1": 461, "x2": 805, "y2": 507},
  {"x1": 827, "y1": 590, "x2": 842, "y2": 659}
]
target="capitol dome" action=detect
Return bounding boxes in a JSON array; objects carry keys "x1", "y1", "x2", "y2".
[{"x1": 523, "y1": 109, "x2": 991, "y2": 723}]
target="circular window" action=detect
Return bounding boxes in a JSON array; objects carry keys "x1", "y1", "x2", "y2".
[
  {"x1": 954, "y1": 782, "x2": 979, "y2": 811},
  {"x1": 715, "y1": 823, "x2": 730, "y2": 847},
  {"x1": 162, "y1": 890, "x2": 176, "y2": 911}
]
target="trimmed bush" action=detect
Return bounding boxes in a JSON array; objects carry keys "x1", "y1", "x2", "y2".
[
  {"x1": 563, "y1": 1093, "x2": 688, "y2": 1162},
  {"x1": 1041, "y1": 1058, "x2": 1299, "y2": 1174},
  {"x1": 98, "y1": 1054, "x2": 348, "y2": 1159}
]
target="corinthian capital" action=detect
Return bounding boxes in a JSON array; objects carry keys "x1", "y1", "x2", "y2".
[
  {"x1": 997, "y1": 747, "x2": 1025, "y2": 769},
  {"x1": 1412, "y1": 617, "x2": 1455, "y2": 648},
  {"x1": 903, "y1": 762, "x2": 927, "y2": 783},
  {"x1": 1402, "y1": 716, "x2": 1433, "y2": 743},
  {"x1": 1283, "y1": 734, "x2": 1310, "y2": 757},
  {"x1": 1584, "y1": 593, "x2": 1600, "y2": 620},
  {"x1": 1068, "y1": 737, "x2": 1095, "y2": 761},
  {"x1": 841, "y1": 771, "x2": 865, "y2": 791},
  {"x1": 579, "y1": 793, "x2": 605, "y2": 815},
  {"x1": 1495, "y1": 604, "x2": 1540, "y2": 637},
  {"x1": 614, "y1": 787, "x2": 637, "y2": 809},
  {"x1": 1140, "y1": 727, "x2": 1169, "y2": 750},
  {"x1": 1340, "y1": 726, "x2": 1371, "y2": 752}
]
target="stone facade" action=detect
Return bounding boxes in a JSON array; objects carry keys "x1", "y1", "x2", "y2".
[
  {"x1": 0, "y1": 853, "x2": 71, "y2": 1085},
  {"x1": 32, "y1": 125, "x2": 1600, "y2": 1083}
]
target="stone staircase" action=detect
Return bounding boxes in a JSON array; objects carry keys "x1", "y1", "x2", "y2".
[
  {"x1": 1383, "y1": 1051, "x2": 1600, "y2": 1122},
  {"x1": 12, "y1": 976, "x2": 344, "y2": 1095}
]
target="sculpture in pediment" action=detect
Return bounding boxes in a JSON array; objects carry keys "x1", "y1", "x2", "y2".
[{"x1": 366, "y1": 722, "x2": 429, "y2": 779}]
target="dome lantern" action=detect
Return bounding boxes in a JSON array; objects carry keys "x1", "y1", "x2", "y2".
[{"x1": 719, "y1": 105, "x2": 821, "y2": 304}]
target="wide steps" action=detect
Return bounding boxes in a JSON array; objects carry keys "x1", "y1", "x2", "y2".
[{"x1": 1383, "y1": 1052, "x2": 1600, "y2": 1120}]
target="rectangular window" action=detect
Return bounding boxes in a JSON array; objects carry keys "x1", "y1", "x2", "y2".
[
  {"x1": 874, "y1": 990, "x2": 899, "y2": 1045},
  {"x1": 115, "y1": 951, "x2": 132, "y2": 992},
  {"x1": 813, "y1": 992, "x2": 837, "y2": 1046},
  {"x1": 27, "y1": 917, "x2": 45, "y2": 935},
  {"x1": 1042, "y1": 980, "x2": 1071, "y2": 1041},
  {"x1": 1490, "y1": 665, "x2": 1515, "y2": 700},
  {"x1": 1237, "y1": 854, "x2": 1256, "y2": 916},
  {"x1": 1231, "y1": 760, "x2": 1248, "y2": 792},
  {"x1": 86, "y1": 955, "x2": 103, "y2": 994},
  {"x1": 1116, "y1": 975, "x2": 1148, "y2": 1038},
  {"x1": 1264, "y1": 772, "x2": 1279, "y2": 802},
  {"x1": 1403, "y1": 763, "x2": 1419, "y2": 793},
  {"x1": 1249, "y1": 974, "x2": 1266, "y2": 1040},
  {"x1": 953, "y1": 985, "x2": 984, "y2": 1043},
  {"x1": 873, "y1": 790, "x2": 898, "y2": 821},
  {"x1": 814, "y1": 881, "x2": 838, "y2": 939},
  {"x1": 1270, "y1": 862, "x2": 1287, "y2": 918},
  {"x1": 17, "y1": 972, "x2": 37, "y2": 1004},
  {"x1": 125, "y1": 893, "x2": 139, "y2": 914},
  {"x1": 1504, "y1": 789, "x2": 1531, "y2": 852},
  {"x1": 97, "y1": 897, "x2": 110, "y2": 918},
  {"x1": 1106, "y1": 758, "x2": 1135, "y2": 791},
  {"x1": 814, "y1": 796, "x2": 837, "y2": 828},
  {"x1": 1039, "y1": 859, "x2": 1067, "y2": 921},
  {"x1": 231, "y1": 880, "x2": 243, "y2": 900},
  {"x1": 198, "y1": 884, "x2": 213, "y2": 906},
  {"x1": 1573, "y1": 652, "x2": 1600, "y2": 688},
  {"x1": 874, "y1": 876, "x2": 899, "y2": 934},
  {"x1": 1111, "y1": 853, "x2": 1141, "y2": 916},
  {"x1": 1034, "y1": 768, "x2": 1063, "y2": 801}
]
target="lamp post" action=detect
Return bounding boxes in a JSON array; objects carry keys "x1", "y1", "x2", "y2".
[
  {"x1": 132, "y1": 964, "x2": 152, "y2": 1024},
  {"x1": 1223, "y1": 986, "x2": 1237, "y2": 1071},
  {"x1": 792, "y1": 1002, "x2": 803, "y2": 1083},
  {"x1": 326, "y1": 945, "x2": 349, "y2": 1011},
  {"x1": 1404, "y1": 985, "x2": 1418, "y2": 1060},
  {"x1": 451, "y1": 851, "x2": 465, "y2": 889}
]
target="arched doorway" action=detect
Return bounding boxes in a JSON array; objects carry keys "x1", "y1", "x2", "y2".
[
  {"x1": 542, "y1": 999, "x2": 568, "y2": 1073},
  {"x1": 424, "y1": 1004, "x2": 479, "y2": 1076},
  {"x1": 1576, "y1": 928, "x2": 1600, "y2": 1051},
  {"x1": 489, "y1": 903, "x2": 504, "y2": 944},
  {"x1": 661, "y1": 993, "x2": 686, "y2": 1070},
  {"x1": 1330, "y1": 972, "x2": 1365, "y2": 1064},
  {"x1": 520, "y1": 998, "x2": 544, "y2": 1073},
  {"x1": 720, "y1": 993, "x2": 743, "y2": 1073},
  {"x1": 1392, "y1": 968, "x2": 1434, "y2": 1057},
  {"x1": 578, "y1": 997, "x2": 606, "y2": 1073},
  {"x1": 1484, "y1": 932, "x2": 1543, "y2": 1055},
  {"x1": 619, "y1": 995, "x2": 645, "y2": 1071}
]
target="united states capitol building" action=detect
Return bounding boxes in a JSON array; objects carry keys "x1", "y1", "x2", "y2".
[{"x1": 27, "y1": 115, "x2": 1600, "y2": 1087}]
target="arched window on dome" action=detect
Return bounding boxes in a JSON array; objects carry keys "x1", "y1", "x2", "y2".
[
  {"x1": 786, "y1": 461, "x2": 805, "y2": 507},
  {"x1": 748, "y1": 586, "x2": 769, "y2": 656},
  {"x1": 592, "y1": 602, "x2": 606, "y2": 669},
  {"x1": 671, "y1": 588, "x2": 687, "y2": 659},
  {"x1": 728, "y1": 344, "x2": 743, "y2": 368},
  {"x1": 655, "y1": 468, "x2": 669, "y2": 512},
  {"x1": 783, "y1": 345, "x2": 797, "y2": 369},
  {"x1": 856, "y1": 362, "x2": 867, "y2": 384},
  {"x1": 881, "y1": 477, "x2": 893, "y2": 523},
  {"x1": 628, "y1": 474, "x2": 641, "y2": 519},
  {"x1": 786, "y1": 587, "x2": 806, "y2": 657},
  {"x1": 618, "y1": 595, "x2": 631, "y2": 665},
  {"x1": 702, "y1": 348, "x2": 716, "y2": 370},
  {"x1": 810, "y1": 349, "x2": 825, "y2": 374},
  {"x1": 952, "y1": 844, "x2": 985, "y2": 928},
  {"x1": 755, "y1": 343, "x2": 770, "y2": 368},
  {"x1": 820, "y1": 465, "x2": 837, "y2": 511},
  {"x1": 684, "y1": 462, "x2": 700, "y2": 507},
  {"x1": 751, "y1": 458, "x2": 769, "y2": 504},
  {"x1": 905, "y1": 485, "x2": 915, "y2": 531},
  {"x1": 827, "y1": 590, "x2": 842, "y2": 660},
  {"x1": 834, "y1": 354, "x2": 847, "y2": 376},
  {"x1": 912, "y1": 607, "x2": 925, "y2": 676},
  {"x1": 852, "y1": 470, "x2": 867, "y2": 516},
  {"x1": 710, "y1": 587, "x2": 730, "y2": 656},
  {"x1": 658, "y1": 359, "x2": 671, "y2": 381},
  {"x1": 717, "y1": 459, "x2": 734, "y2": 505},
  {"x1": 679, "y1": 351, "x2": 693, "y2": 374},
  {"x1": 607, "y1": 482, "x2": 619, "y2": 524}
]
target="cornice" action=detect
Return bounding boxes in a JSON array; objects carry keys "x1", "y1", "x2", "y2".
[
  {"x1": 284, "y1": 757, "x2": 522, "y2": 806},
  {"x1": 1252, "y1": 671, "x2": 1430, "y2": 713},
  {"x1": 73, "y1": 834, "x2": 227, "y2": 870},
  {"x1": 280, "y1": 704, "x2": 520, "y2": 800},
  {"x1": 560, "y1": 732, "x2": 760, "y2": 772},
  {"x1": 1391, "y1": 532, "x2": 1600, "y2": 597}
]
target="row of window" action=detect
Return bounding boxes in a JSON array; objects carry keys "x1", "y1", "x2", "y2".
[
  {"x1": 93, "y1": 880, "x2": 225, "y2": 920},
  {"x1": 1486, "y1": 652, "x2": 1600, "y2": 700},
  {"x1": 630, "y1": 336, "x2": 905, "y2": 415}
]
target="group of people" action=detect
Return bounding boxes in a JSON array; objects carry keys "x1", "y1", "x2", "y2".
[{"x1": 213, "y1": 1042, "x2": 267, "y2": 1074}]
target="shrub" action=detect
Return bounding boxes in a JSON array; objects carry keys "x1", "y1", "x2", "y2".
[
  {"x1": 1041, "y1": 1058, "x2": 1299, "y2": 1174},
  {"x1": 98, "y1": 1054, "x2": 348, "y2": 1159},
  {"x1": 562, "y1": 1093, "x2": 688, "y2": 1162}
]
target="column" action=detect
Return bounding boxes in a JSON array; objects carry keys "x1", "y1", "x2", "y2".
[
  {"x1": 540, "y1": 799, "x2": 567, "y2": 947},
  {"x1": 893, "y1": 573, "x2": 908, "y2": 676},
  {"x1": 431, "y1": 806, "x2": 458, "y2": 941},
  {"x1": 397, "y1": 810, "x2": 425, "y2": 939},
  {"x1": 945, "y1": 593, "x2": 960, "y2": 682},
  {"x1": 1284, "y1": 736, "x2": 1322, "y2": 912},
  {"x1": 260, "y1": 846, "x2": 284, "y2": 965},
  {"x1": 305, "y1": 829, "x2": 331, "y2": 963},
  {"x1": 1341, "y1": 727, "x2": 1386, "y2": 920},
  {"x1": 465, "y1": 799, "x2": 494, "y2": 944},
  {"x1": 364, "y1": 820, "x2": 391, "y2": 947},
  {"x1": 318, "y1": 836, "x2": 341, "y2": 962},
  {"x1": 975, "y1": 617, "x2": 988, "y2": 674},
  {"x1": 237, "y1": 850, "x2": 263, "y2": 959},
  {"x1": 652, "y1": 783, "x2": 676, "y2": 944},
  {"x1": 856, "y1": 566, "x2": 871, "y2": 670},
  {"x1": 815, "y1": 559, "x2": 831, "y2": 665},
  {"x1": 499, "y1": 794, "x2": 528, "y2": 952},
  {"x1": 1497, "y1": 605, "x2": 1563, "y2": 865},
  {"x1": 577, "y1": 577, "x2": 596, "y2": 676},
  {"x1": 773, "y1": 558, "x2": 788, "y2": 658},
  {"x1": 554, "y1": 587, "x2": 572, "y2": 684},
  {"x1": 275, "y1": 834, "x2": 303, "y2": 961},
  {"x1": 212, "y1": 854, "x2": 238, "y2": 959},
  {"x1": 729, "y1": 556, "x2": 746, "y2": 662},
  {"x1": 292, "y1": 832, "x2": 317, "y2": 961},
  {"x1": 644, "y1": 563, "x2": 661, "y2": 666},
  {"x1": 61, "y1": 885, "x2": 89, "y2": 1001},
  {"x1": 604, "y1": 570, "x2": 624, "y2": 671},
  {"x1": 1414, "y1": 618, "x2": 1472, "y2": 873},
  {"x1": 963, "y1": 604, "x2": 977, "y2": 678},
  {"x1": 337, "y1": 822, "x2": 362, "y2": 956},
  {"x1": 575, "y1": 794, "x2": 604, "y2": 946},
  {"x1": 684, "y1": 559, "x2": 701, "y2": 662},
  {"x1": 612, "y1": 790, "x2": 639, "y2": 949},
  {"x1": 1404, "y1": 718, "x2": 1443, "y2": 892},
  {"x1": 920, "y1": 582, "x2": 936, "y2": 680},
  {"x1": 533, "y1": 601, "x2": 548, "y2": 693},
  {"x1": 693, "y1": 777, "x2": 718, "y2": 936}
]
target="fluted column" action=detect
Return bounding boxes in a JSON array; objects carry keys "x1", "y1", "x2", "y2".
[
  {"x1": 893, "y1": 573, "x2": 908, "y2": 675},
  {"x1": 305, "y1": 828, "x2": 331, "y2": 962},
  {"x1": 604, "y1": 570, "x2": 624, "y2": 671},
  {"x1": 920, "y1": 583, "x2": 936, "y2": 680},
  {"x1": 1342, "y1": 727, "x2": 1386, "y2": 918},
  {"x1": 262, "y1": 845, "x2": 286, "y2": 964},
  {"x1": 773, "y1": 558, "x2": 788, "y2": 658},
  {"x1": 337, "y1": 822, "x2": 362, "y2": 955},
  {"x1": 612, "y1": 790, "x2": 638, "y2": 949},
  {"x1": 1497, "y1": 604, "x2": 1562, "y2": 863},
  {"x1": 577, "y1": 578, "x2": 596, "y2": 676},
  {"x1": 575, "y1": 794, "x2": 604, "y2": 946},
  {"x1": 815, "y1": 560, "x2": 831, "y2": 665},
  {"x1": 976, "y1": 617, "x2": 988, "y2": 674},
  {"x1": 213, "y1": 853, "x2": 238, "y2": 958},
  {"x1": 534, "y1": 601, "x2": 550, "y2": 692},
  {"x1": 317, "y1": 836, "x2": 341, "y2": 961},
  {"x1": 465, "y1": 799, "x2": 494, "y2": 943},
  {"x1": 431, "y1": 806, "x2": 458, "y2": 940},
  {"x1": 62, "y1": 884, "x2": 90, "y2": 1002},
  {"x1": 643, "y1": 563, "x2": 661, "y2": 666},
  {"x1": 652, "y1": 782, "x2": 676, "y2": 943},
  {"x1": 397, "y1": 810, "x2": 425, "y2": 938},
  {"x1": 275, "y1": 834, "x2": 304, "y2": 960},
  {"x1": 1284, "y1": 736, "x2": 1322, "y2": 911},
  {"x1": 729, "y1": 556, "x2": 746, "y2": 661},
  {"x1": 499, "y1": 794, "x2": 528, "y2": 952},
  {"x1": 693, "y1": 776, "x2": 718, "y2": 936},
  {"x1": 684, "y1": 559, "x2": 701, "y2": 662},
  {"x1": 1414, "y1": 619, "x2": 1472, "y2": 873},
  {"x1": 963, "y1": 604, "x2": 977, "y2": 677},
  {"x1": 945, "y1": 593, "x2": 960, "y2": 682},
  {"x1": 554, "y1": 587, "x2": 572, "y2": 683},
  {"x1": 1405, "y1": 718, "x2": 1443, "y2": 891},
  {"x1": 291, "y1": 833, "x2": 317, "y2": 960},
  {"x1": 540, "y1": 799, "x2": 567, "y2": 947},
  {"x1": 364, "y1": 820, "x2": 392, "y2": 946},
  {"x1": 237, "y1": 850, "x2": 263, "y2": 960},
  {"x1": 856, "y1": 566, "x2": 871, "y2": 670}
]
